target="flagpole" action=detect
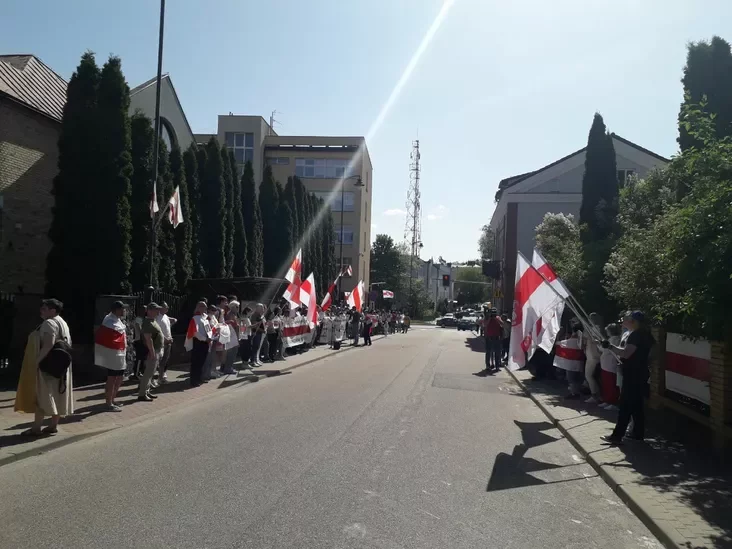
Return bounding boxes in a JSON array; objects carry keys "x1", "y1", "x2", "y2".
[{"x1": 147, "y1": 0, "x2": 166, "y2": 290}]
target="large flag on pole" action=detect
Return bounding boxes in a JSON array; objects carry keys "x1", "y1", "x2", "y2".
[
  {"x1": 94, "y1": 314, "x2": 127, "y2": 370},
  {"x1": 532, "y1": 249, "x2": 569, "y2": 298},
  {"x1": 347, "y1": 280, "x2": 364, "y2": 312},
  {"x1": 168, "y1": 186, "x2": 184, "y2": 228},
  {"x1": 321, "y1": 279, "x2": 337, "y2": 311},
  {"x1": 383, "y1": 290, "x2": 394, "y2": 299},
  {"x1": 283, "y1": 249, "x2": 302, "y2": 305},
  {"x1": 342, "y1": 265, "x2": 353, "y2": 277},
  {"x1": 150, "y1": 181, "x2": 159, "y2": 218},
  {"x1": 530, "y1": 249, "x2": 566, "y2": 354},
  {"x1": 299, "y1": 273, "x2": 318, "y2": 328}
]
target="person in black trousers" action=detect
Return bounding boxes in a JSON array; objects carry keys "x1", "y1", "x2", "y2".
[
  {"x1": 189, "y1": 301, "x2": 212, "y2": 387},
  {"x1": 601, "y1": 311, "x2": 654, "y2": 444},
  {"x1": 362, "y1": 312, "x2": 373, "y2": 346}
]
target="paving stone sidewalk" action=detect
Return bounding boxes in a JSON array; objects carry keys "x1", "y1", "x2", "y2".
[
  {"x1": 508, "y1": 368, "x2": 732, "y2": 549},
  {"x1": 0, "y1": 339, "x2": 377, "y2": 467}
]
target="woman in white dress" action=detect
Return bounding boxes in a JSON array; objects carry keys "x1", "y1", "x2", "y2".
[{"x1": 22, "y1": 298, "x2": 74, "y2": 436}]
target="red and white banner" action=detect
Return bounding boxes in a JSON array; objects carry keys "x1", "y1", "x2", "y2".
[
  {"x1": 347, "y1": 280, "x2": 364, "y2": 312},
  {"x1": 383, "y1": 290, "x2": 394, "y2": 299},
  {"x1": 532, "y1": 249, "x2": 570, "y2": 298},
  {"x1": 508, "y1": 253, "x2": 548, "y2": 371},
  {"x1": 342, "y1": 265, "x2": 353, "y2": 277},
  {"x1": 168, "y1": 186, "x2": 184, "y2": 228},
  {"x1": 184, "y1": 314, "x2": 212, "y2": 351},
  {"x1": 299, "y1": 273, "x2": 318, "y2": 328},
  {"x1": 665, "y1": 332, "x2": 711, "y2": 405},
  {"x1": 150, "y1": 181, "x2": 159, "y2": 218},
  {"x1": 553, "y1": 338, "x2": 585, "y2": 372},
  {"x1": 283, "y1": 249, "x2": 302, "y2": 305},
  {"x1": 94, "y1": 313, "x2": 127, "y2": 370},
  {"x1": 282, "y1": 316, "x2": 312, "y2": 348}
]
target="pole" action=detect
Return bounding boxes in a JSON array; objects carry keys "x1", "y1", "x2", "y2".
[
  {"x1": 147, "y1": 0, "x2": 166, "y2": 288},
  {"x1": 337, "y1": 180, "x2": 345, "y2": 303}
]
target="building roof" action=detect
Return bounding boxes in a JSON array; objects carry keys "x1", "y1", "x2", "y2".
[
  {"x1": 0, "y1": 55, "x2": 67, "y2": 121},
  {"x1": 130, "y1": 73, "x2": 196, "y2": 145},
  {"x1": 494, "y1": 133, "x2": 670, "y2": 201}
]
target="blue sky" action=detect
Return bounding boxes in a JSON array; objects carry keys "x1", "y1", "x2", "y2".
[{"x1": 3, "y1": 0, "x2": 731, "y2": 261}]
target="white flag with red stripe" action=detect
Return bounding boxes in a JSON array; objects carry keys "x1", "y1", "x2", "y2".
[
  {"x1": 94, "y1": 313, "x2": 127, "y2": 370},
  {"x1": 283, "y1": 249, "x2": 302, "y2": 305},
  {"x1": 347, "y1": 280, "x2": 364, "y2": 312},
  {"x1": 532, "y1": 249, "x2": 570, "y2": 298},
  {"x1": 168, "y1": 186, "x2": 184, "y2": 228},
  {"x1": 342, "y1": 265, "x2": 352, "y2": 277},
  {"x1": 150, "y1": 181, "x2": 159, "y2": 218},
  {"x1": 299, "y1": 273, "x2": 318, "y2": 328},
  {"x1": 553, "y1": 338, "x2": 585, "y2": 372},
  {"x1": 382, "y1": 290, "x2": 394, "y2": 299},
  {"x1": 321, "y1": 277, "x2": 338, "y2": 311}
]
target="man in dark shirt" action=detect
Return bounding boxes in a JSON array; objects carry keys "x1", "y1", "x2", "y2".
[
  {"x1": 350, "y1": 307, "x2": 362, "y2": 346},
  {"x1": 483, "y1": 309, "x2": 504, "y2": 372},
  {"x1": 601, "y1": 311, "x2": 654, "y2": 444}
]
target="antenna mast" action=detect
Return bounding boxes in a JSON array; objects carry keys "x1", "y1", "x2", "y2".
[{"x1": 404, "y1": 139, "x2": 422, "y2": 311}]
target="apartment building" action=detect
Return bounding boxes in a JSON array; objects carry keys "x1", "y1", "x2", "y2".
[{"x1": 197, "y1": 115, "x2": 373, "y2": 289}]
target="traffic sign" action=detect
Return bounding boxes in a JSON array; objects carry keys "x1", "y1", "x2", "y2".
[{"x1": 493, "y1": 287, "x2": 503, "y2": 298}]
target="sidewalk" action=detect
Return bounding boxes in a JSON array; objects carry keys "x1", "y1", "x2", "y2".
[
  {"x1": 507, "y1": 368, "x2": 732, "y2": 549},
  {"x1": 0, "y1": 337, "x2": 382, "y2": 467}
]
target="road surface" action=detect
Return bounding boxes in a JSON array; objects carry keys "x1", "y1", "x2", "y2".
[{"x1": 0, "y1": 326, "x2": 660, "y2": 549}]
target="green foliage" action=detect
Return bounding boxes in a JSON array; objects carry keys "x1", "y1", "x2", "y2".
[
  {"x1": 229, "y1": 151, "x2": 248, "y2": 277},
  {"x1": 370, "y1": 234, "x2": 406, "y2": 304},
  {"x1": 283, "y1": 177, "x2": 299, "y2": 242},
  {"x1": 240, "y1": 161, "x2": 263, "y2": 276},
  {"x1": 478, "y1": 224, "x2": 495, "y2": 260},
  {"x1": 95, "y1": 56, "x2": 133, "y2": 294},
  {"x1": 156, "y1": 140, "x2": 177, "y2": 291},
  {"x1": 275, "y1": 197, "x2": 295, "y2": 277},
  {"x1": 194, "y1": 146, "x2": 208, "y2": 277},
  {"x1": 454, "y1": 267, "x2": 491, "y2": 305},
  {"x1": 678, "y1": 36, "x2": 732, "y2": 151},
  {"x1": 183, "y1": 145, "x2": 204, "y2": 278},
  {"x1": 200, "y1": 138, "x2": 226, "y2": 277},
  {"x1": 46, "y1": 51, "x2": 101, "y2": 331},
  {"x1": 170, "y1": 145, "x2": 193, "y2": 290},
  {"x1": 320, "y1": 197, "x2": 336, "y2": 294},
  {"x1": 534, "y1": 213, "x2": 585, "y2": 295},
  {"x1": 220, "y1": 144, "x2": 234, "y2": 277},
  {"x1": 128, "y1": 111, "x2": 155, "y2": 289},
  {"x1": 308, "y1": 192, "x2": 323, "y2": 293},
  {"x1": 258, "y1": 166, "x2": 280, "y2": 277}
]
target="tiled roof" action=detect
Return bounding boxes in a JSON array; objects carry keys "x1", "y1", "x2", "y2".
[{"x1": 0, "y1": 55, "x2": 67, "y2": 121}]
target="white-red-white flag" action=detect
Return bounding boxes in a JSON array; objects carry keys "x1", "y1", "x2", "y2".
[
  {"x1": 321, "y1": 273, "x2": 340, "y2": 312},
  {"x1": 168, "y1": 186, "x2": 184, "y2": 228},
  {"x1": 283, "y1": 249, "x2": 302, "y2": 305},
  {"x1": 508, "y1": 253, "x2": 544, "y2": 370},
  {"x1": 150, "y1": 181, "x2": 159, "y2": 218},
  {"x1": 347, "y1": 280, "x2": 364, "y2": 312},
  {"x1": 383, "y1": 290, "x2": 394, "y2": 299},
  {"x1": 531, "y1": 248, "x2": 569, "y2": 354},
  {"x1": 299, "y1": 273, "x2": 318, "y2": 328},
  {"x1": 532, "y1": 249, "x2": 570, "y2": 298},
  {"x1": 342, "y1": 265, "x2": 352, "y2": 277}
]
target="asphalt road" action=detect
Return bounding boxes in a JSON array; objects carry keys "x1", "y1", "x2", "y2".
[{"x1": 0, "y1": 326, "x2": 660, "y2": 549}]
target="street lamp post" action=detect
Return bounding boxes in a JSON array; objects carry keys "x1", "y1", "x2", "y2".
[{"x1": 337, "y1": 175, "x2": 364, "y2": 301}]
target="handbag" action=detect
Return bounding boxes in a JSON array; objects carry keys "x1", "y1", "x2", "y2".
[{"x1": 38, "y1": 318, "x2": 72, "y2": 393}]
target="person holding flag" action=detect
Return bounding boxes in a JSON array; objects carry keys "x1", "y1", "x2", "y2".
[
  {"x1": 95, "y1": 301, "x2": 128, "y2": 412},
  {"x1": 283, "y1": 249, "x2": 302, "y2": 306}
]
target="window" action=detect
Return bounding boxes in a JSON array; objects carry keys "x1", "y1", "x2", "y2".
[
  {"x1": 340, "y1": 257, "x2": 353, "y2": 276},
  {"x1": 363, "y1": 231, "x2": 366, "y2": 252},
  {"x1": 364, "y1": 201, "x2": 367, "y2": 221},
  {"x1": 226, "y1": 132, "x2": 255, "y2": 167},
  {"x1": 266, "y1": 157, "x2": 290, "y2": 166},
  {"x1": 617, "y1": 169, "x2": 636, "y2": 186},
  {"x1": 295, "y1": 158, "x2": 358, "y2": 179},
  {"x1": 334, "y1": 225, "x2": 354, "y2": 245},
  {"x1": 312, "y1": 190, "x2": 354, "y2": 212}
]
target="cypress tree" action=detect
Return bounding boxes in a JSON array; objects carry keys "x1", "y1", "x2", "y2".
[
  {"x1": 293, "y1": 177, "x2": 309, "y2": 271},
  {"x1": 241, "y1": 161, "x2": 264, "y2": 276},
  {"x1": 183, "y1": 145, "x2": 204, "y2": 279},
  {"x1": 195, "y1": 146, "x2": 208, "y2": 276},
  {"x1": 156, "y1": 140, "x2": 177, "y2": 291},
  {"x1": 170, "y1": 145, "x2": 193, "y2": 290},
  {"x1": 129, "y1": 111, "x2": 156, "y2": 289},
  {"x1": 275, "y1": 199, "x2": 295, "y2": 278},
  {"x1": 220, "y1": 144, "x2": 234, "y2": 277},
  {"x1": 200, "y1": 137, "x2": 226, "y2": 277},
  {"x1": 96, "y1": 55, "x2": 133, "y2": 294},
  {"x1": 229, "y1": 151, "x2": 248, "y2": 277},
  {"x1": 678, "y1": 36, "x2": 732, "y2": 151},
  {"x1": 283, "y1": 177, "x2": 299, "y2": 242},
  {"x1": 46, "y1": 52, "x2": 100, "y2": 330},
  {"x1": 259, "y1": 166, "x2": 280, "y2": 277},
  {"x1": 308, "y1": 192, "x2": 323, "y2": 293},
  {"x1": 579, "y1": 113, "x2": 618, "y2": 243},
  {"x1": 320, "y1": 198, "x2": 337, "y2": 294}
]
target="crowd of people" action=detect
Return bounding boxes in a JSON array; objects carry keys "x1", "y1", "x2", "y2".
[{"x1": 12, "y1": 295, "x2": 413, "y2": 433}]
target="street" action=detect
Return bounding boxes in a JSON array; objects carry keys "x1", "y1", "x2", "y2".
[{"x1": 0, "y1": 327, "x2": 659, "y2": 549}]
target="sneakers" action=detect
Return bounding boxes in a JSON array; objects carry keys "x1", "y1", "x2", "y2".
[
  {"x1": 106, "y1": 403, "x2": 123, "y2": 412},
  {"x1": 600, "y1": 435, "x2": 623, "y2": 445},
  {"x1": 160, "y1": 373, "x2": 168, "y2": 384},
  {"x1": 584, "y1": 396, "x2": 599, "y2": 404},
  {"x1": 604, "y1": 404, "x2": 619, "y2": 412}
]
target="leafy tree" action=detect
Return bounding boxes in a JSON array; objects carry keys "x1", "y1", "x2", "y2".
[
  {"x1": 240, "y1": 161, "x2": 263, "y2": 276},
  {"x1": 46, "y1": 51, "x2": 100, "y2": 331},
  {"x1": 170, "y1": 145, "x2": 193, "y2": 290},
  {"x1": 95, "y1": 55, "x2": 133, "y2": 293},
  {"x1": 478, "y1": 224, "x2": 495, "y2": 260},
  {"x1": 183, "y1": 145, "x2": 204, "y2": 278},
  {"x1": 258, "y1": 166, "x2": 280, "y2": 277},
  {"x1": 220, "y1": 144, "x2": 234, "y2": 277},
  {"x1": 156, "y1": 140, "x2": 177, "y2": 291},
  {"x1": 534, "y1": 213, "x2": 585, "y2": 295},
  {"x1": 228, "y1": 151, "x2": 248, "y2": 277},
  {"x1": 200, "y1": 138, "x2": 226, "y2": 277},
  {"x1": 678, "y1": 36, "x2": 732, "y2": 151},
  {"x1": 370, "y1": 234, "x2": 406, "y2": 301},
  {"x1": 128, "y1": 111, "x2": 156, "y2": 289},
  {"x1": 454, "y1": 266, "x2": 491, "y2": 305}
]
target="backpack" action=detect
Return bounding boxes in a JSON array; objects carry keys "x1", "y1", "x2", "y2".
[{"x1": 38, "y1": 318, "x2": 72, "y2": 394}]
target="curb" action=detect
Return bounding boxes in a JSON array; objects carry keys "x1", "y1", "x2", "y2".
[{"x1": 505, "y1": 368, "x2": 681, "y2": 549}]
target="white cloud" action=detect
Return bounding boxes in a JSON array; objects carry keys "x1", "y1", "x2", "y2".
[
  {"x1": 427, "y1": 213, "x2": 441, "y2": 221},
  {"x1": 426, "y1": 205, "x2": 448, "y2": 221},
  {"x1": 436, "y1": 204, "x2": 448, "y2": 212},
  {"x1": 383, "y1": 208, "x2": 407, "y2": 216}
]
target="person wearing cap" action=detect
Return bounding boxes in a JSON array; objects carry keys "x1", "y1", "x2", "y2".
[
  {"x1": 95, "y1": 300, "x2": 128, "y2": 411},
  {"x1": 155, "y1": 301, "x2": 177, "y2": 384},
  {"x1": 601, "y1": 310, "x2": 655, "y2": 445},
  {"x1": 138, "y1": 303, "x2": 164, "y2": 402}
]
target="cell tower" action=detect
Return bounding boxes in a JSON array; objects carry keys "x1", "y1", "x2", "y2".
[{"x1": 404, "y1": 139, "x2": 422, "y2": 258}]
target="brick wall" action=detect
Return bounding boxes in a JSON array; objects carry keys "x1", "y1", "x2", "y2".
[{"x1": 0, "y1": 99, "x2": 60, "y2": 294}]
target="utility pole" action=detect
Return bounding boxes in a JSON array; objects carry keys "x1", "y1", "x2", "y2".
[
  {"x1": 269, "y1": 110, "x2": 279, "y2": 135},
  {"x1": 404, "y1": 140, "x2": 422, "y2": 315}
]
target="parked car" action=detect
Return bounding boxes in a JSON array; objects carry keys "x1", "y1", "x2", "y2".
[
  {"x1": 457, "y1": 315, "x2": 479, "y2": 331},
  {"x1": 436, "y1": 313, "x2": 457, "y2": 327}
]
